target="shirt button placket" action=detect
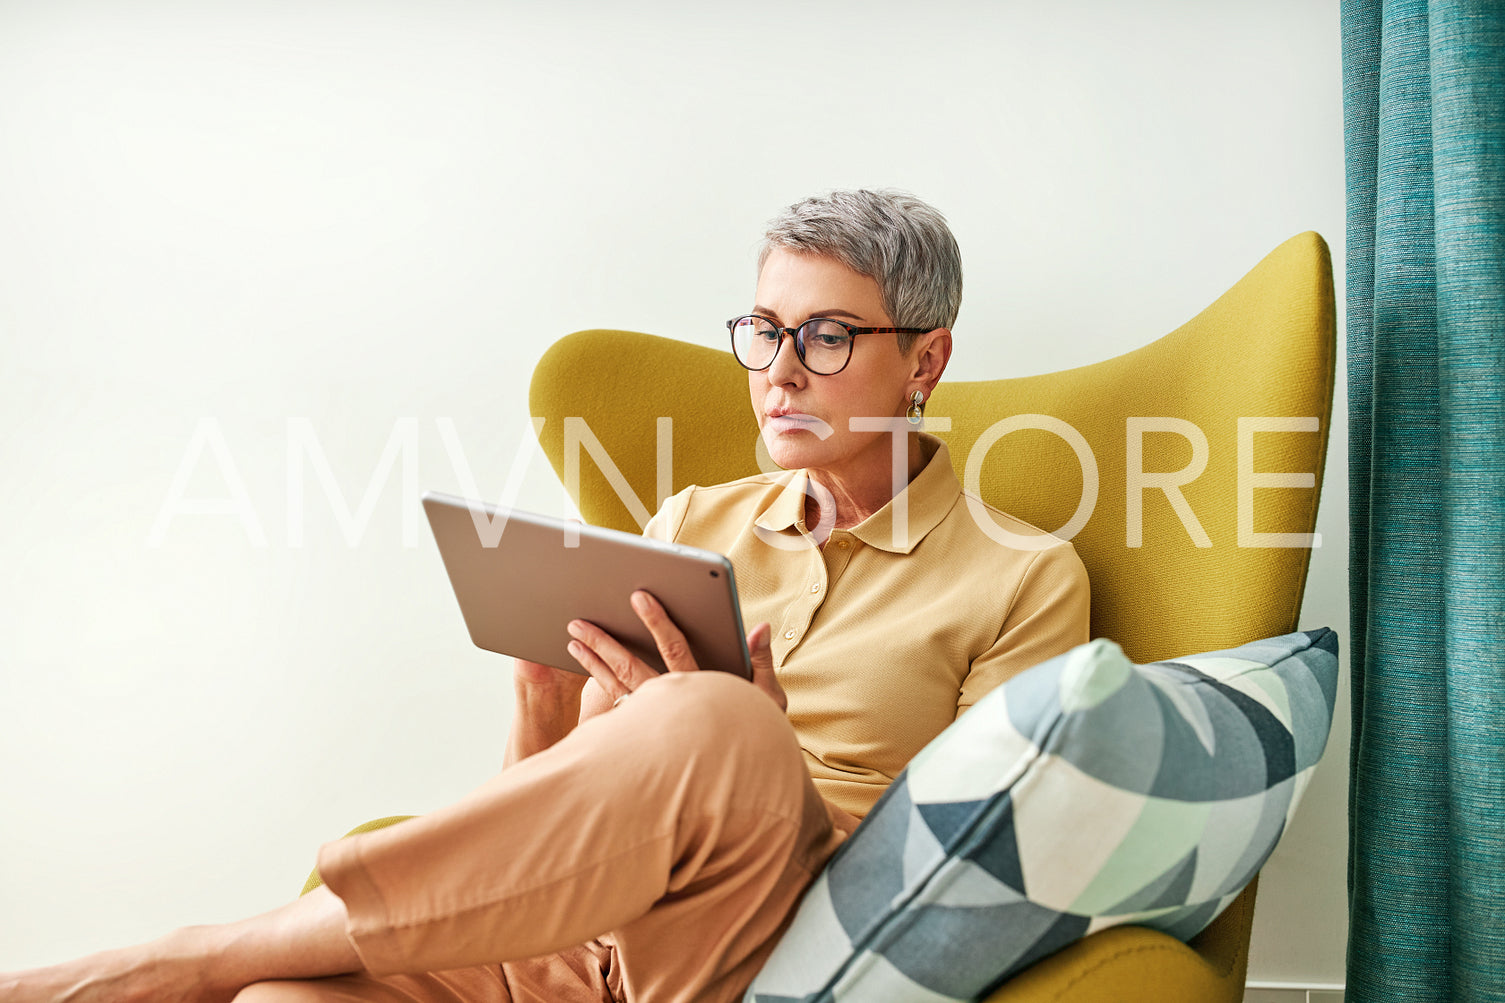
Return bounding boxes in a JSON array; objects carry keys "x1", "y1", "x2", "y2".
[{"x1": 784, "y1": 548, "x2": 829, "y2": 651}]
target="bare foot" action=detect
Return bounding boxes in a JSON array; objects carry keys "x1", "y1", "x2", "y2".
[{"x1": 0, "y1": 929, "x2": 238, "y2": 1003}]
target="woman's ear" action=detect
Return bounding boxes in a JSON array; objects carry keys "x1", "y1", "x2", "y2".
[{"x1": 910, "y1": 328, "x2": 953, "y2": 394}]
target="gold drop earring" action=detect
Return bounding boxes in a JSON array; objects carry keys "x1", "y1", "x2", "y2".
[{"x1": 906, "y1": 390, "x2": 926, "y2": 425}]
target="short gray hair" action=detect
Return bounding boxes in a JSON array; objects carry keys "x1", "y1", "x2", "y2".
[{"x1": 758, "y1": 189, "x2": 963, "y2": 349}]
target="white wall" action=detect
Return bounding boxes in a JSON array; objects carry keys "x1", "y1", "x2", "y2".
[{"x1": 0, "y1": 0, "x2": 1349, "y2": 986}]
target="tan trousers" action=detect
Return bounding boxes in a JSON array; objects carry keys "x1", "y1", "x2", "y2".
[{"x1": 239, "y1": 672, "x2": 855, "y2": 1003}]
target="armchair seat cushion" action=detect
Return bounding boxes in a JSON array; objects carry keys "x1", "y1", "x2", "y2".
[{"x1": 744, "y1": 628, "x2": 1339, "y2": 1003}]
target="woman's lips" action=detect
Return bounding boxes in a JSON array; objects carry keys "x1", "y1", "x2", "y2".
[{"x1": 765, "y1": 412, "x2": 821, "y2": 434}]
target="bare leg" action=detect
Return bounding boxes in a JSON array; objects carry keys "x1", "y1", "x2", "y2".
[{"x1": 0, "y1": 885, "x2": 360, "y2": 1003}]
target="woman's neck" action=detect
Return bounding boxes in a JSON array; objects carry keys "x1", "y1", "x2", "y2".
[{"x1": 803, "y1": 433, "x2": 928, "y2": 539}]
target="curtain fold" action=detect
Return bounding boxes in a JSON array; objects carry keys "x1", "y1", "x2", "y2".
[{"x1": 1343, "y1": 1, "x2": 1505, "y2": 1001}]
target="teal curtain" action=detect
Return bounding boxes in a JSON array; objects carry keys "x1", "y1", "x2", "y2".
[{"x1": 1343, "y1": 1, "x2": 1505, "y2": 1000}]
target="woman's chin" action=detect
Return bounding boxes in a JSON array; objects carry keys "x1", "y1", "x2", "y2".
[{"x1": 763, "y1": 434, "x2": 825, "y2": 472}]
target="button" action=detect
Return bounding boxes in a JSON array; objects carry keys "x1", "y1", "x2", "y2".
[
  {"x1": 837, "y1": 540, "x2": 851, "y2": 549},
  {"x1": 809, "y1": 584, "x2": 821, "y2": 593},
  {"x1": 783, "y1": 629, "x2": 797, "y2": 640}
]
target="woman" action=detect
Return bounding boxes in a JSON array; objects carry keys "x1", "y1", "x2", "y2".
[{"x1": 1, "y1": 190, "x2": 1089, "y2": 1003}]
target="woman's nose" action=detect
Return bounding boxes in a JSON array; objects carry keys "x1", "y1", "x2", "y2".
[{"x1": 765, "y1": 332, "x2": 806, "y2": 385}]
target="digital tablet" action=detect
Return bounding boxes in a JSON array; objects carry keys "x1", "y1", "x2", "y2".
[{"x1": 422, "y1": 491, "x2": 751, "y2": 679}]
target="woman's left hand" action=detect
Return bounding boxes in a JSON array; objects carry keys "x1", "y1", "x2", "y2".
[{"x1": 568, "y1": 590, "x2": 785, "y2": 714}]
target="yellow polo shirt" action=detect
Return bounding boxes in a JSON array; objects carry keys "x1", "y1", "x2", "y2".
[{"x1": 644, "y1": 434, "x2": 1091, "y2": 819}]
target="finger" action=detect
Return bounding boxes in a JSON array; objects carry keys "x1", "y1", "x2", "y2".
[
  {"x1": 746, "y1": 622, "x2": 787, "y2": 712},
  {"x1": 630, "y1": 591, "x2": 699, "y2": 674},
  {"x1": 566, "y1": 618, "x2": 657, "y2": 692},
  {"x1": 565, "y1": 636, "x2": 631, "y2": 703}
]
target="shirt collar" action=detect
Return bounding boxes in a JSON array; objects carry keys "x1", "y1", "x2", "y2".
[
  {"x1": 753, "y1": 469, "x2": 809, "y2": 535},
  {"x1": 752, "y1": 433, "x2": 961, "y2": 554}
]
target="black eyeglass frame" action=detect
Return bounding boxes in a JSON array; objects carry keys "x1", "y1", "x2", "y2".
[{"x1": 725, "y1": 314, "x2": 931, "y2": 375}]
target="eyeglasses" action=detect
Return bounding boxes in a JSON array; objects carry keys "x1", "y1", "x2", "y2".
[{"x1": 726, "y1": 315, "x2": 930, "y2": 376}]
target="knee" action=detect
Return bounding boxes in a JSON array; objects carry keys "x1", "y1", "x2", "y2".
[
  {"x1": 638, "y1": 671, "x2": 789, "y2": 744},
  {"x1": 631, "y1": 672, "x2": 805, "y2": 781}
]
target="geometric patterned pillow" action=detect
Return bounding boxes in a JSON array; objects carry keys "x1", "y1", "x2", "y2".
[{"x1": 744, "y1": 628, "x2": 1340, "y2": 1003}]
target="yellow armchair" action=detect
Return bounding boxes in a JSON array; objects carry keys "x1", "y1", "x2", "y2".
[{"x1": 526, "y1": 231, "x2": 1337, "y2": 1002}]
